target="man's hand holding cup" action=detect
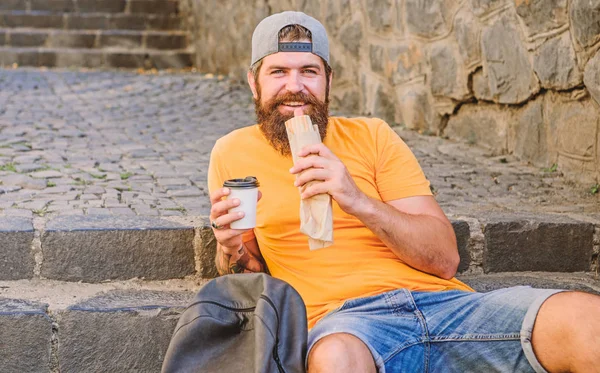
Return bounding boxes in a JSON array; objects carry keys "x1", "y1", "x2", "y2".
[{"x1": 209, "y1": 177, "x2": 264, "y2": 274}]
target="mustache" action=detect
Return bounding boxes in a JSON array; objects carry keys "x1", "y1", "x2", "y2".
[{"x1": 267, "y1": 91, "x2": 323, "y2": 110}]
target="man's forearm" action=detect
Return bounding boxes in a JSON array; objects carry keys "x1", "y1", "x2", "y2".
[
  {"x1": 215, "y1": 243, "x2": 233, "y2": 276},
  {"x1": 215, "y1": 241, "x2": 267, "y2": 275},
  {"x1": 353, "y1": 195, "x2": 459, "y2": 279}
]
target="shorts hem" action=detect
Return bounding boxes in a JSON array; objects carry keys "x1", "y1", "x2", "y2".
[{"x1": 306, "y1": 330, "x2": 387, "y2": 373}]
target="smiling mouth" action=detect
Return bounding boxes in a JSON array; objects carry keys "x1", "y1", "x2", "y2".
[{"x1": 281, "y1": 101, "x2": 306, "y2": 107}]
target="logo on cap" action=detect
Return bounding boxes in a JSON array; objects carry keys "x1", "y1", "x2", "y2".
[{"x1": 278, "y1": 42, "x2": 313, "y2": 53}]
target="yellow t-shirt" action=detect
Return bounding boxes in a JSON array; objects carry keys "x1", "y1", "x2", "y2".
[{"x1": 208, "y1": 117, "x2": 472, "y2": 328}]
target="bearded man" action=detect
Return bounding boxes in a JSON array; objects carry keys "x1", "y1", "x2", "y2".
[{"x1": 207, "y1": 11, "x2": 600, "y2": 373}]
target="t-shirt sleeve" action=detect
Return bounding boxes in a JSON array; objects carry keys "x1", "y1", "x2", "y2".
[
  {"x1": 207, "y1": 139, "x2": 256, "y2": 242},
  {"x1": 374, "y1": 121, "x2": 432, "y2": 201}
]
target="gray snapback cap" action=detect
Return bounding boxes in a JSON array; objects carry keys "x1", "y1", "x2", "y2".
[{"x1": 250, "y1": 11, "x2": 330, "y2": 67}]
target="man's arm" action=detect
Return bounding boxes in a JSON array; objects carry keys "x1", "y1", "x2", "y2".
[
  {"x1": 291, "y1": 143, "x2": 459, "y2": 280},
  {"x1": 351, "y1": 195, "x2": 458, "y2": 279}
]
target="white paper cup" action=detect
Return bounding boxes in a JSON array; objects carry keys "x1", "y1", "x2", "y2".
[{"x1": 224, "y1": 177, "x2": 260, "y2": 230}]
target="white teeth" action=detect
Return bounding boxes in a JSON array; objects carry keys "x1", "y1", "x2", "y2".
[{"x1": 283, "y1": 102, "x2": 305, "y2": 106}]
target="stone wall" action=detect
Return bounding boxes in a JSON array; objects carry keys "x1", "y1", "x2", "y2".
[{"x1": 180, "y1": 0, "x2": 600, "y2": 184}]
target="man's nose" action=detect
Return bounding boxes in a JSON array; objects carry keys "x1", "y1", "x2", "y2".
[{"x1": 285, "y1": 72, "x2": 304, "y2": 93}]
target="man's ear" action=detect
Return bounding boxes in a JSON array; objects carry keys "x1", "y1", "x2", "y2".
[
  {"x1": 328, "y1": 70, "x2": 333, "y2": 92},
  {"x1": 247, "y1": 71, "x2": 258, "y2": 100}
]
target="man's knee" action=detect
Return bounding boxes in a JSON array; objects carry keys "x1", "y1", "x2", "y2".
[
  {"x1": 308, "y1": 333, "x2": 376, "y2": 373},
  {"x1": 532, "y1": 291, "x2": 600, "y2": 371}
]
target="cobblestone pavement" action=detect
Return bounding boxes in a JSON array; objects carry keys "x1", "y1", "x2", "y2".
[{"x1": 0, "y1": 67, "x2": 597, "y2": 220}]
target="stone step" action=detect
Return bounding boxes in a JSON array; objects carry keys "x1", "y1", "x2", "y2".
[
  {"x1": 0, "y1": 273, "x2": 598, "y2": 372},
  {"x1": 0, "y1": 0, "x2": 180, "y2": 15},
  {"x1": 0, "y1": 28, "x2": 189, "y2": 50},
  {"x1": 0, "y1": 213, "x2": 596, "y2": 284},
  {"x1": 0, "y1": 11, "x2": 184, "y2": 31},
  {"x1": 0, "y1": 46, "x2": 194, "y2": 69},
  {"x1": 0, "y1": 279, "x2": 200, "y2": 373}
]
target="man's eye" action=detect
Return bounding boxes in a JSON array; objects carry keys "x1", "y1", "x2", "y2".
[
  {"x1": 303, "y1": 69, "x2": 317, "y2": 74},
  {"x1": 271, "y1": 70, "x2": 284, "y2": 75}
]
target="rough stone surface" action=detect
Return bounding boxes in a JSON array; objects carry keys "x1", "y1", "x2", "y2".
[
  {"x1": 198, "y1": 225, "x2": 218, "y2": 278},
  {"x1": 453, "y1": 7, "x2": 481, "y2": 70},
  {"x1": 515, "y1": 0, "x2": 569, "y2": 39},
  {"x1": 533, "y1": 31, "x2": 583, "y2": 90},
  {"x1": 584, "y1": 49, "x2": 600, "y2": 107},
  {"x1": 543, "y1": 91, "x2": 598, "y2": 183},
  {"x1": 429, "y1": 41, "x2": 470, "y2": 100},
  {"x1": 0, "y1": 217, "x2": 35, "y2": 280},
  {"x1": 452, "y1": 220, "x2": 471, "y2": 273},
  {"x1": 405, "y1": 0, "x2": 455, "y2": 39},
  {"x1": 481, "y1": 14, "x2": 540, "y2": 104},
  {"x1": 41, "y1": 215, "x2": 195, "y2": 282},
  {"x1": 483, "y1": 215, "x2": 594, "y2": 273},
  {"x1": 508, "y1": 96, "x2": 548, "y2": 166},
  {"x1": 59, "y1": 289, "x2": 193, "y2": 373},
  {"x1": 569, "y1": 0, "x2": 600, "y2": 48},
  {"x1": 445, "y1": 103, "x2": 509, "y2": 153},
  {"x1": 0, "y1": 298, "x2": 52, "y2": 373}
]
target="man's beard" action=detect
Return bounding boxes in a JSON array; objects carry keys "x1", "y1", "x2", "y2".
[{"x1": 255, "y1": 90, "x2": 329, "y2": 157}]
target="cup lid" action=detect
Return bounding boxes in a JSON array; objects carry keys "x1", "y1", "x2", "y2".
[{"x1": 223, "y1": 176, "x2": 260, "y2": 188}]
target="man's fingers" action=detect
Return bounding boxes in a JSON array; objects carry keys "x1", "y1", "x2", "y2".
[
  {"x1": 209, "y1": 197, "x2": 241, "y2": 220},
  {"x1": 301, "y1": 181, "x2": 330, "y2": 200},
  {"x1": 289, "y1": 155, "x2": 328, "y2": 174},
  {"x1": 213, "y1": 210, "x2": 245, "y2": 227},
  {"x1": 209, "y1": 187, "x2": 230, "y2": 205},
  {"x1": 294, "y1": 168, "x2": 329, "y2": 188},
  {"x1": 297, "y1": 143, "x2": 336, "y2": 159}
]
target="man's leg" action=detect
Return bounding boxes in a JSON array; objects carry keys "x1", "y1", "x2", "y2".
[
  {"x1": 531, "y1": 292, "x2": 600, "y2": 372},
  {"x1": 307, "y1": 333, "x2": 377, "y2": 373}
]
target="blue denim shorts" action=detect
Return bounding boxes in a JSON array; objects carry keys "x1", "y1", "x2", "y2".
[{"x1": 307, "y1": 286, "x2": 564, "y2": 372}]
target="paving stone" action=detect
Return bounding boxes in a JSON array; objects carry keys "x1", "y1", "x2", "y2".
[
  {"x1": 17, "y1": 200, "x2": 48, "y2": 211},
  {"x1": 0, "y1": 174, "x2": 47, "y2": 190},
  {"x1": 0, "y1": 298, "x2": 52, "y2": 373},
  {"x1": 166, "y1": 187, "x2": 203, "y2": 198},
  {"x1": 41, "y1": 215, "x2": 195, "y2": 282},
  {"x1": 86, "y1": 208, "x2": 112, "y2": 215},
  {"x1": 14, "y1": 164, "x2": 44, "y2": 173},
  {"x1": 30, "y1": 170, "x2": 63, "y2": 179},
  {"x1": 4, "y1": 209, "x2": 34, "y2": 218},
  {"x1": 483, "y1": 215, "x2": 594, "y2": 273},
  {"x1": 109, "y1": 207, "x2": 136, "y2": 216},
  {"x1": 58, "y1": 290, "x2": 192, "y2": 373},
  {"x1": 0, "y1": 217, "x2": 34, "y2": 280}
]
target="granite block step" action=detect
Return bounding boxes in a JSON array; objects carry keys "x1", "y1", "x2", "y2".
[
  {"x1": 0, "y1": 298, "x2": 52, "y2": 373},
  {"x1": 0, "y1": 0, "x2": 180, "y2": 15},
  {"x1": 40, "y1": 215, "x2": 196, "y2": 282},
  {"x1": 0, "y1": 46, "x2": 194, "y2": 69},
  {"x1": 0, "y1": 28, "x2": 189, "y2": 50},
  {"x1": 0, "y1": 213, "x2": 595, "y2": 283},
  {"x1": 0, "y1": 11, "x2": 184, "y2": 31},
  {"x1": 0, "y1": 280, "x2": 199, "y2": 373}
]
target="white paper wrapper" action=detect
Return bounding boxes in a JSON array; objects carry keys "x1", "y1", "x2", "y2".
[{"x1": 285, "y1": 115, "x2": 333, "y2": 250}]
